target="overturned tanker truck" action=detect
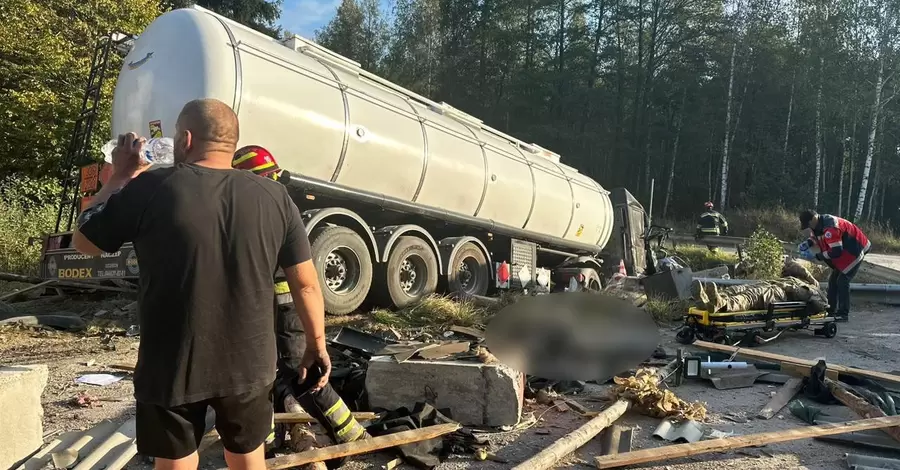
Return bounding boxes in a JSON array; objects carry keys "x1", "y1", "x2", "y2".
[{"x1": 40, "y1": 6, "x2": 648, "y2": 315}]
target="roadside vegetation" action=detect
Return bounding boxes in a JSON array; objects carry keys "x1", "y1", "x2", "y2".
[
  {"x1": 662, "y1": 207, "x2": 900, "y2": 254},
  {"x1": 0, "y1": 177, "x2": 59, "y2": 277},
  {"x1": 672, "y1": 246, "x2": 738, "y2": 272}
]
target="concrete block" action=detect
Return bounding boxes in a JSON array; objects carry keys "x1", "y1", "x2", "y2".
[
  {"x1": 365, "y1": 358, "x2": 524, "y2": 427},
  {"x1": 0, "y1": 364, "x2": 48, "y2": 469}
]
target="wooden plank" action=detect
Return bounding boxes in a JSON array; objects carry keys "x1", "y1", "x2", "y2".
[
  {"x1": 781, "y1": 363, "x2": 838, "y2": 380},
  {"x1": 593, "y1": 416, "x2": 900, "y2": 469},
  {"x1": 263, "y1": 423, "x2": 460, "y2": 469},
  {"x1": 757, "y1": 377, "x2": 804, "y2": 419},
  {"x1": 692, "y1": 341, "x2": 900, "y2": 385},
  {"x1": 511, "y1": 399, "x2": 630, "y2": 470},
  {"x1": 108, "y1": 363, "x2": 135, "y2": 372},
  {"x1": 275, "y1": 412, "x2": 377, "y2": 423},
  {"x1": 823, "y1": 377, "x2": 900, "y2": 443}
]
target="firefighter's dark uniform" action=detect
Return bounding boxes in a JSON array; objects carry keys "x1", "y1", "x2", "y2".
[
  {"x1": 232, "y1": 146, "x2": 369, "y2": 462},
  {"x1": 269, "y1": 274, "x2": 370, "y2": 463},
  {"x1": 696, "y1": 210, "x2": 729, "y2": 250}
]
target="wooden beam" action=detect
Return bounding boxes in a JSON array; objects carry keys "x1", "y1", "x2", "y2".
[
  {"x1": 692, "y1": 341, "x2": 900, "y2": 385},
  {"x1": 594, "y1": 416, "x2": 900, "y2": 469},
  {"x1": 262, "y1": 423, "x2": 460, "y2": 469},
  {"x1": 823, "y1": 377, "x2": 900, "y2": 443},
  {"x1": 511, "y1": 399, "x2": 629, "y2": 470},
  {"x1": 757, "y1": 377, "x2": 804, "y2": 420}
]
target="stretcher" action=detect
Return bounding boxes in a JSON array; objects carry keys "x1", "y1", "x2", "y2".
[{"x1": 676, "y1": 301, "x2": 838, "y2": 347}]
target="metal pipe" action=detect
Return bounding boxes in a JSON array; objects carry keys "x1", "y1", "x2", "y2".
[
  {"x1": 693, "y1": 277, "x2": 900, "y2": 293},
  {"x1": 700, "y1": 362, "x2": 749, "y2": 369},
  {"x1": 286, "y1": 173, "x2": 604, "y2": 255},
  {"x1": 536, "y1": 246, "x2": 579, "y2": 258}
]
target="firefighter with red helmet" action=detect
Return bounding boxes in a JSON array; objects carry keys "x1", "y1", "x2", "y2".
[
  {"x1": 232, "y1": 146, "x2": 370, "y2": 464},
  {"x1": 696, "y1": 202, "x2": 728, "y2": 251}
]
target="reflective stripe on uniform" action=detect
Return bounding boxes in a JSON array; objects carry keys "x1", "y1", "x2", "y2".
[
  {"x1": 324, "y1": 399, "x2": 368, "y2": 443},
  {"x1": 265, "y1": 412, "x2": 276, "y2": 444},
  {"x1": 276, "y1": 293, "x2": 293, "y2": 306},
  {"x1": 275, "y1": 281, "x2": 291, "y2": 295}
]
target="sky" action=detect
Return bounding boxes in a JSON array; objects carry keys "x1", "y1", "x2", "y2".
[{"x1": 278, "y1": 0, "x2": 392, "y2": 39}]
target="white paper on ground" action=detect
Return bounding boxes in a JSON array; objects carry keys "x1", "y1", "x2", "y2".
[{"x1": 76, "y1": 374, "x2": 125, "y2": 386}]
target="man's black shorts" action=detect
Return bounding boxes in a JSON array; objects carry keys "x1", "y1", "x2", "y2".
[{"x1": 136, "y1": 384, "x2": 274, "y2": 459}]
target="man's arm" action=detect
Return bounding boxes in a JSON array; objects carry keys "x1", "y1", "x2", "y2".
[
  {"x1": 72, "y1": 133, "x2": 150, "y2": 256},
  {"x1": 72, "y1": 173, "x2": 140, "y2": 255},
  {"x1": 816, "y1": 227, "x2": 844, "y2": 261}
]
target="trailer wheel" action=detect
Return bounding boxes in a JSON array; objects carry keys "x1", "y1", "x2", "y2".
[
  {"x1": 823, "y1": 321, "x2": 837, "y2": 339},
  {"x1": 447, "y1": 242, "x2": 490, "y2": 297},
  {"x1": 375, "y1": 236, "x2": 439, "y2": 309},
  {"x1": 310, "y1": 226, "x2": 373, "y2": 316}
]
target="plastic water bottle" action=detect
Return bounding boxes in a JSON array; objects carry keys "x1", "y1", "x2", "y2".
[{"x1": 100, "y1": 137, "x2": 175, "y2": 165}]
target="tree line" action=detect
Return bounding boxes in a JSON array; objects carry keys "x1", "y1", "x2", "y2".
[
  {"x1": 315, "y1": 0, "x2": 900, "y2": 226},
  {"x1": 3, "y1": 0, "x2": 900, "y2": 228}
]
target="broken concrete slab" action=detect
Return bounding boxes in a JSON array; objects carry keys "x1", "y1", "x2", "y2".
[
  {"x1": 365, "y1": 357, "x2": 524, "y2": 427},
  {"x1": 0, "y1": 364, "x2": 48, "y2": 469}
]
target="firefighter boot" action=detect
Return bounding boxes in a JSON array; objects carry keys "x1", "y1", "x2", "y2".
[
  {"x1": 296, "y1": 385, "x2": 371, "y2": 469},
  {"x1": 704, "y1": 281, "x2": 725, "y2": 313},
  {"x1": 691, "y1": 280, "x2": 710, "y2": 310},
  {"x1": 284, "y1": 367, "x2": 371, "y2": 469}
]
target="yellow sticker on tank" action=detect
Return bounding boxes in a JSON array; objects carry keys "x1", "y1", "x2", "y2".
[
  {"x1": 149, "y1": 120, "x2": 163, "y2": 138},
  {"x1": 576, "y1": 224, "x2": 585, "y2": 237}
]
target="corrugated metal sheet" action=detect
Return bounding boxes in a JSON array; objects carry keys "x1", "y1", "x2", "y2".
[
  {"x1": 17, "y1": 412, "x2": 215, "y2": 470},
  {"x1": 18, "y1": 419, "x2": 136, "y2": 470},
  {"x1": 845, "y1": 453, "x2": 900, "y2": 470}
]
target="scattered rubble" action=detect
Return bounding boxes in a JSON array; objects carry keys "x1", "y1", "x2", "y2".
[
  {"x1": 613, "y1": 369, "x2": 707, "y2": 421},
  {"x1": 3, "y1": 282, "x2": 900, "y2": 470}
]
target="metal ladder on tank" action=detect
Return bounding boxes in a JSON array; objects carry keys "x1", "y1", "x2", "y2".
[{"x1": 54, "y1": 32, "x2": 131, "y2": 233}]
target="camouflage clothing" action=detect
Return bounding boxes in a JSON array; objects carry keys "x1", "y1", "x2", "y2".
[
  {"x1": 782, "y1": 259, "x2": 819, "y2": 287},
  {"x1": 691, "y1": 277, "x2": 827, "y2": 313}
]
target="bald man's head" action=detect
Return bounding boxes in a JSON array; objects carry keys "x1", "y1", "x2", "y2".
[{"x1": 173, "y1": 99, "x2": 240, "y2": 165}]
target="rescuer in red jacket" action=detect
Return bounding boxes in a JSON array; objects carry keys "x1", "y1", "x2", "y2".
[{"x1": 798, "y1": 210, "x2": 871, "y2": 322}]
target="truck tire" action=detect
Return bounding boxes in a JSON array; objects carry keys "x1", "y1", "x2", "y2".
[
  {"x1": 586, "y1": 270, "x2": 603, "y2": 291},
  {"x1": 447, "y1": 242, "x2": 490, "y2": 297},
  {"x1": 309, "y1": 226, "x2": 373, "y2": 316},
  {"x1": 374, "y1": 236, "x2": 439, "y2": 309}
]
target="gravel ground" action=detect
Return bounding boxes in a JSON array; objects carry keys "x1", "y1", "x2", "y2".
[{"x1": 3, "y1": 299, "x2": 899, "y2": 470}]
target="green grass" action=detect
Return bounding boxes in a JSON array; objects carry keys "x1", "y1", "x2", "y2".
[
  {"x1": 673, "y1": 245, "x2": 738, "y2": 271},
  {"x1": 370, "y1": 295, "x2": 495, "y2": 330},
  {"x1": 644, "y1": 296, "x2": 690, "y2": 324},
  {"x1": 663, "y1": 206, "x2": 900, "y2": 254}
]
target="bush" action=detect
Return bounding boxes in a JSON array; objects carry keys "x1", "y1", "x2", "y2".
[
  {"x1": 0, "y1": 176, "x2": 59, "y2": 276},
  {"x1": 742, "y1": 228, "x2": 784, "y2": 280}
]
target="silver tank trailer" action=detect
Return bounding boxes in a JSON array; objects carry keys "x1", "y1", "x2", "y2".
[{"x1": 112, "y1": 6, "x2": 615, "y2": 253}]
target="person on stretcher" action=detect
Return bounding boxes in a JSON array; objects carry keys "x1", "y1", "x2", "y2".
[{"x1": 690, "y1": 276, "x2": 827, "y2": 314}]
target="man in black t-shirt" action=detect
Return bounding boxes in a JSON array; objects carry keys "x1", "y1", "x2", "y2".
[{"x1": 72, "y1": 99, "x2": 331, "y2": 470}]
